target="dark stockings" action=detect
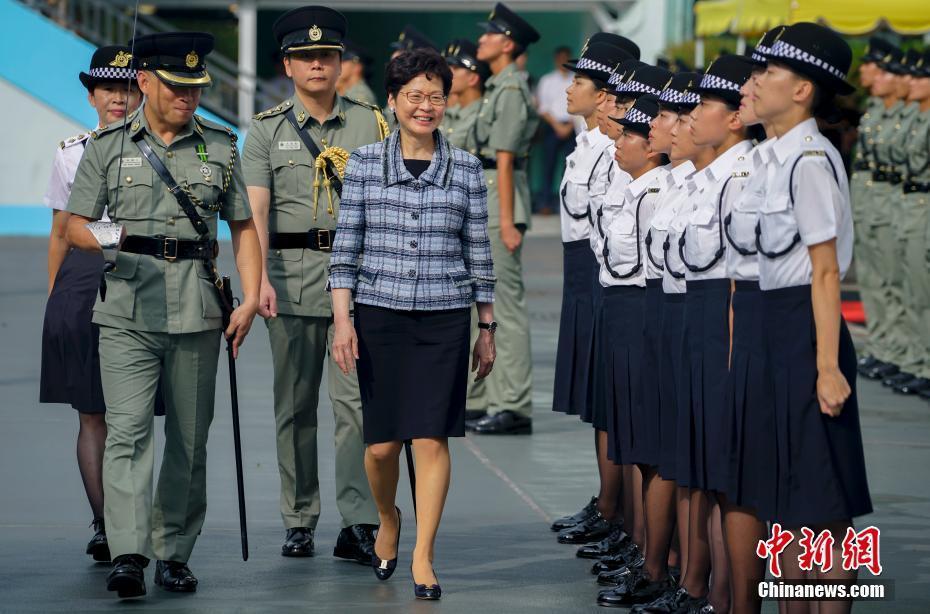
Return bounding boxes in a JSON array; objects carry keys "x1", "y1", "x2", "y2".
[
  {"x1": 721, "y1": 496, "x2": 767, "y2": 614},
  {"x1": 596, "y1": 429, "x2": 623, "y2": 523},
  {"x1": 77, "y1": 412, "x2": 107, "y2": 520},
  {"x1": 681, "y1": 488, "x2": 713, "y2": 599},
  {"x1": 640, "y1": 465, "x2": 677, "y2": 582}
]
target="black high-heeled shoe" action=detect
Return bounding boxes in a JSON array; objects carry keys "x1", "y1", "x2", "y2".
[
  {"x1": 412, "y1": 564, "x2": 441, "y2": 600},
  {"x1": 372, "y1": 506, "x2": 402, "y2": 581}
]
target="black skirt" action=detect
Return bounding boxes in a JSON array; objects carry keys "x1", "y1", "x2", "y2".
[
  {"x1": 631, "y1": 279, "x2": 664, "y2": 467},
  {"x1": 761, "y1": 285, "x2": 873, "y2": 526},
  {"x1": 724, "y1": 281, "x2": 777, "y2": 517},
  {"x1": 552, "y1": 240, "x2": 598, "y2": 416},
  {"x1": 585, "y1": 279, "x2": 608, "y2": 428},
  {"x1": 658, "y1": 292, "x2": 687, "y2": 482},
  {"x1": 603, "y1": 286, "x2": 646, "y2": 464},
  {"x1": 355, "y1": 303, "x2": 471, "y2": 444},
  {"x1": 677, "y1": 279, "x2": 731, "y2": 491},
  {"x1": 40, "y1": 249, "x2": 106, "y2": 414}
]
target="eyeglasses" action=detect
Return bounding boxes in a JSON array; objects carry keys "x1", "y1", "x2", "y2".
[{"x1": 399, "y1": 89, "x2": 448, "y2": 106}]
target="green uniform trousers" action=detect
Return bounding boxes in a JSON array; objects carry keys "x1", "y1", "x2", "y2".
[
  {"x1": 468, "y1": 226, "x2": 533, "y2": 416},
  {"x1": 99, "y1": 326, "x2": 220, "y2": 563},
  {"x1": 872, "y1": 183, "x2": 911, "y2": 366},
  {"x1": 266, "y1": 314, "x2": 376, "y2": 529},
  {"x1": 851, "y1": 172, "x2": 882, "y2": 358},
  {"x1": 898, "y1": 193, "x2": 930, "y2": 377}
]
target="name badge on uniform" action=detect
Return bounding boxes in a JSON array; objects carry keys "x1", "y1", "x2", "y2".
[
  {"x1": 120, "y1": 157, "x2": 143, "y2": 168},
  {"x1": 278, "y1": 141, "x2": 301, "y2": 150}
]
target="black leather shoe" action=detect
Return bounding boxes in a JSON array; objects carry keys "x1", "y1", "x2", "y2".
[
  {"x1": 86, "y1": 517, "x2": 110, "y2": 562},
  {"x1": 470, "y1": 410, "x2": 532, "y2": 434},
  {"x1": 551, "y1": 496, "x2": 599, "y2": 532},
  {"x1": 857, "y1": 355, "x2": 879, "y2": 370},
  {"x1": 920, "y1": 386, "x2": 930, "y2": 401},
  {"x1": 882, "y1": 371, "x2": 914, "y2": 387},
  {"x1": 558, "y1": 511, "x2": 611, "y2": 544},
  {"x1": 465, "y1": 409, "x2": 487, "y2": 422},
  {"x1": 154, "y1": 560, "x2": 198, "y2": 593},
  {"x1": 631, "y1": 586, "x2": 703, "y2": 613},
  {"x1": 596, "y1": 550, "x2": 645, "y2": 586},
  {"x1": 597, "y1": 570, "x2": 677, "y2": 607},
  {"x1": 282, "y1": 527, "x2": 314, "y2": 557},
  {"x1": 412, "y1": 565, "x2": 441, "y2": 600},
  {"x1": 577, "y1": 524, "x2": 629, "y2": 559},
  {"x1": 333, "y1": 524, "x2": 377, "y2": 565},
  {"x1": 865, "y1": 362, "x2": 898, "y2": 380},
  {"x1": 373, "y1": 507, "x2": 402, "y2": 581},
  {"x1": 895, "y1": 377, "x2": 930, "y2": 395},
  {"x1": 592, "y1": 541, "x2": 642, "y2": 575},
  {"x1": 106, "y1": 554, "x2": 147, "y2": 599}
]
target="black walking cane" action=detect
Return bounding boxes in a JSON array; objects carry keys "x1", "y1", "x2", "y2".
[
  {"x1": 404, "y1": 440, "x2": 417, "y2": 513},
  {"x1": 221, "y1": 276, "x2": 249, "y2": 561}
]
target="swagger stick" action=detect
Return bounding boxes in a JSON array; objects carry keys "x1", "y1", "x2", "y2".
[
  {"x1": 221, "y1": 276, "x2": 249, "y2": 561},
  {"x1": 404, "y1": 440, "x2": 417, "y2": 514}
]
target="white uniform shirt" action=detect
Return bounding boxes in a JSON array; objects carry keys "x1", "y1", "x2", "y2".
[
  {"x1": 681, "y1": 140, "x2": 754, "y2": 281},
  {"x1": 589, "y1": 147, "x2": 631, "y2": 268},
  {"x1": 651, "y1": 162, "x2": 696, "y2": 292},
  {"x1": 724, "y1": 138, "x2": 777, "y2": 281},
  {"x1": 559, "y1": 126, "x2": 614, "y2": 242},
  {"x1": 757, "y1": 118, "x2": 852, "y2": 291},
  {"x1": 600, "y1": 165, "x2": 666, "y2": 287},
  {"x1": 44, "y1": 129, "x2": 110, "y2": 221}
]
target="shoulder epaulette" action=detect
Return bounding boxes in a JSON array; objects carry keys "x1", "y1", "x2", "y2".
[
  {"x1": 60, "y1": 132, "x2": 90, "y2": 149},
  {"x1": 253, "y1": 100, "x2": 293, "y2": 120},
  {"x1": 343, "y1": 95, "x2": 378, "y2": 111},
  {"x1": 91, "y1": 120, "x2": 125, "y2": 140},
  {"x1": 801, "y1": 150, "x2": 826, "y2": 157},
  {"x1": 647, "y1": 187, "x2": 660, "y2": 193},
  {"x1": 732, "y1": 170, "x2": 751, "y2": 178}
]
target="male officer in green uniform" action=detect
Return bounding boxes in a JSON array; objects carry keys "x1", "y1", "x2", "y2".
[
  {"x1": 442, "y1": 39, "x2": 493, "y2": 419},
  {"x1": 242, "y1": 5, "x2": 388, "y2": 562},
  {"x1": 853, "y1": 38, "x2": 895, "y2": 375},
  {"x1": 466, "y1": 2, "x2": 540, "y2": 434},
  {"x1": 65, "y1": 31, "x2": 262, "y2": 598},
  {"x1": 337, "y1": 41, "x2": 378, "y2": 106}
]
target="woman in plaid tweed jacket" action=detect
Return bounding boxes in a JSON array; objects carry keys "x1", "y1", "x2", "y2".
[{"x1": 328, "y1": 49, "x2": 496, "y2": 599}]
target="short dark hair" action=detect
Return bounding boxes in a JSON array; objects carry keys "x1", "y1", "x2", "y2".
[{"x1": 384, "y1": 48, "x2": 453, "y2": 99}]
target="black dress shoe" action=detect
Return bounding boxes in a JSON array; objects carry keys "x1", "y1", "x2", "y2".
[
  {"x1": 470, "y1": 410, "x2": 533, "y2": 434},
  {"x1": 550, "y1": 496, "x2": 599, "y2": 532},
  {"x1": 895, "y1": 377, "x2": 930, "y2": 395},
  {"x1": 857, "y1": 355, "x2": 878, "y2": 369},
  {"x1": 106, "y1": 554, "x2": 147, "y2": 599},
  {"x1": 333, "y1": 524, "x2": 377, "y2": 565},
  {"x1": 592, "y1": 541, "x2": 642, "y2": 575},
  {"x1": 882, "y1": 371, "x2": 914, "y2": 387},
  {"x1": 86, "y1": 517, "x2": 110, "y2": 562},
  {"x1": 412, "y1": 564, "x2": 441, "y2": 600},
  {"x1": 865, "y1": 362, "x2": 899, "y2": 380},
  {"x1": 465, "y1": 409, "x2": 487, "y2": 422},
  {"x1": 282, "y1": 527, "x2": 314, "y2": 557},
  {"x1": 598, "y1": 570, "x2": 677, "y2": 607},
  {"x1": 154, "y1": 560, "x2": 198, "y2": 593},
  {"x1": 577, "y1": 524, "x2": 629, "y2": 559},
  {"x1": 920, "y1": 386, "x2": 930, "y2": 401},
  {"x1": 632, "y1": 586, "x2": 700, "y2": 613},
  {"x1": 596, "y1": 550, "x2": 645, "y2": 586},
  {"x1": 373, "y1": 506, "x2": 402, "y2": 581}
]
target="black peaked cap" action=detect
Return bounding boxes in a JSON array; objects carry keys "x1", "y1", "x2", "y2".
[
  {"x1": 444, "y1": 39, "x2": 491, "y2": 82},
  {"x1": 750, "y1": 25, "x2": 787, "y2": 66},
  {"x1": 862, "y1": 36, "x2": 898, "y2": 63},
  {"x1": 614, "y1": 93, "x2": 660, "y2": 135},
  {"x1": 613, "y1": 64, "x2": 673, "y2": 99},
  {"x1": 693, "y1": 54, "x2": 756, "y2": 105},
  {"x1": 132, "y1": 32, "x2": 214, "y2": 88},
  {"x1": 390, "y1": 25, "x2": 438, "y2": 52},
  {"x1": 566, "y1": 42, "x2": 633, "y2": 84},
  {"x1": 763, "y1": 22, "x2": 854, "y2": 95},
  {"x1": 478, "y1": 2, "x2": 541, "y2": 48},
  {"x1": 79, "y1": 44, "x2": 136, "y2": 89},
  {"x1": 273, "y1": 6, "x2": 347, "y2": 54},
  {"x1": 658, "y1": 71, "x2": 702, "y2": 111}
]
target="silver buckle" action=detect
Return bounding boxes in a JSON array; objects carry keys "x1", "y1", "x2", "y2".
[
  {"x1": 317, "y1": 229, "x2": 332, "y2": 252},
  {"x1": 163, "y1": 237, "x2": 179, "y2": 261}
]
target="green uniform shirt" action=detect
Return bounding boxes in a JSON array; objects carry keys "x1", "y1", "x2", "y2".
[
  {"x1": 242, "y1": 94, "x2": 387, "y2": 317},
  {"x1": 905, "y1": 107, "x2": 930, "y2": 183},
  {"x1": 344, "y1": 80, "x2": 378, "y2": 107},
  {"x1": 889, "y1": 101, "x2": 920, "y2": 177},
  {"x1": 473, "y1": 62, "x2": 539, "y2": 229},
  {"x1": 442, "y1": 99, "x2": 481, "y2": 154},
  {"x1": 852, "y1": 96, "x2": 882, "y2": 173},
  {"x1": 67, "y1": 106, "x2": 250, "y2": 334},
  {"x1": 872, "y1": 100, "x2": 904, "y2": 175}
]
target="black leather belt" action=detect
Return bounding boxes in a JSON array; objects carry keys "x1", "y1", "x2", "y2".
[
  {"x1": 888, "y1": 171, "x2": 903, "y2": 185},
  {"x1": 269, "y1": 229, "x2": 335, "y2": 252},
  {"x1": 904, "y1": 181, "x2": 930, "y2": 193},
  {"x1": 872, "y1": 170, "x2": 889, "y2": 182},
  {"x1": 122, "y1": 236, "x2": 218, "y2": 261},
  {"x1": 852, "y1": 160, "x2": 870, "y2": 172},
  {"x1": 477, "y1": 155, "x2": 528, "y2": 171}
]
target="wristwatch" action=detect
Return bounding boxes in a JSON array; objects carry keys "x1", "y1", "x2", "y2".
[{"x1": 477, "y1": 321, "x2": 498, "y2": 334}]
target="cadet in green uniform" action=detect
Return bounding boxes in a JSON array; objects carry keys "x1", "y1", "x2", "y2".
[
  {"x1": 65, "y1": 32, "x2": 262, "y2": 599},
  {"x1": 852, "y1": 38, "x2": 894, "y2": 374},
  {"x1": 442, "y1": 39, "x2": 493, "y2": 419},
  {"x1": 338, "y1": 40, "x2": 378, "y2": 106},
  {"x1": 242, "y1": 6, "x2": 389, "y2": 562},
  {"x1": 466, "y1": 2, "x2": 540, "y2": 434}
]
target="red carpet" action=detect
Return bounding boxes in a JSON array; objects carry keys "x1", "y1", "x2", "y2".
[{"x1": 842, "y1": 300, "x2": 866, "y2": 324}]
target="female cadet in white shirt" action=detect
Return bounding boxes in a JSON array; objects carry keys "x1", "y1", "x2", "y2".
[
  {"x1": 753, "y1": 23, "x2": 872, "y2": 607},
  {"x1": 718, "y1": 26, "x2": 785, "y2": 614}
]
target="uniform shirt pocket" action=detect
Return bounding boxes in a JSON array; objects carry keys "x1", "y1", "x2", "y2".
[
  {"x1": 687, "y1": 203, "x2": 721, "y2": 256},
  {"x1": 271, "y1": 151, "x2": 312, "y2": 199},
  {"x1": 107, "y1": 166, "x2": 154, "y2": 219},
  {"x1": 186, "y1": 162, "x2": 225, "y2": 216},
  {"x1": 758, "y1": 194, "x2": 797, "y2": 253},
  {"x1": 267, "y1": 248, "x2": 303, "y2": 304},
  {"x1": 196, "y1": 264, "x2": 224, "y2": 319},
  {"x1": 95, "y1": 251, "x2": 140, "y2": 320}
]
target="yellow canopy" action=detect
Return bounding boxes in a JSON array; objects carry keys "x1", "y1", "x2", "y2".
[{"x1": 694, "y1": 0, "x2": 930, "y2": 36}]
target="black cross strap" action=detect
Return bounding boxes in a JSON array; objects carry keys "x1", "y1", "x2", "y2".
[
  {"x1": 285, "y1": 108, "x2": 343, "y2": 197},
  {"x1": 602, "y1": 192, "x2": 648, "y2": 280},
  {"x1": 678, "y1": 176, "x2": 732, "y2": 273}
]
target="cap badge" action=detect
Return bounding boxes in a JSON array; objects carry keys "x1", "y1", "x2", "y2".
[
  {"x1": 664, "y1": 77, "x2": 673, "y2": 89},
  {"x1": 309, "y1": 25, "x2": 323, "y2": 42},
  {"x1": 185, "y1": 51, "x2": 199, "y2": 69},
  {"x1": 109, "y1": 51, "x2": 132, "y2": 68}
]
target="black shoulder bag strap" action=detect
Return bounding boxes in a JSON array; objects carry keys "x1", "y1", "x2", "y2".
[
  {"x1": 284, "y1": 108, "x2": 343, "y2": 197},
  {"x1": 133, "y1": 132, "x2": 231, "y2": 312}
]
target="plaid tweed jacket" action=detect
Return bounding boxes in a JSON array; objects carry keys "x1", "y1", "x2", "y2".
[{"x1": 329, "y1": 129, "x2": 495, "y2": 311}]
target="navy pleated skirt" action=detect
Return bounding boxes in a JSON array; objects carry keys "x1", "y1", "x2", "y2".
[
  {"x1": 631, "y1": 279, "x2": 664, "y2": 466},
  {"x1": 602, "y1": 285, "x2": 646, "y2": 464},
  {"x1": 657, "y1": 292, "x2": 687, "y2": 481},
  {"x1": 586, "y1": 280, "x2": 609, "y2": 429},
  {"x1": 723, "y1": 281, "x2": 777, "y2": 517},
  {"x1": 677, "y1": 279, "x2": 731, "y2": 491},
  {"x1": 552, "y1": 240, "x2": 599, "y2": 417},
  {"x1": 761, "y1": 285, "x2": 873, "y2": 527},
  {"x1": 40, "y1": 249, "x2": 106, "y2": 413}
]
